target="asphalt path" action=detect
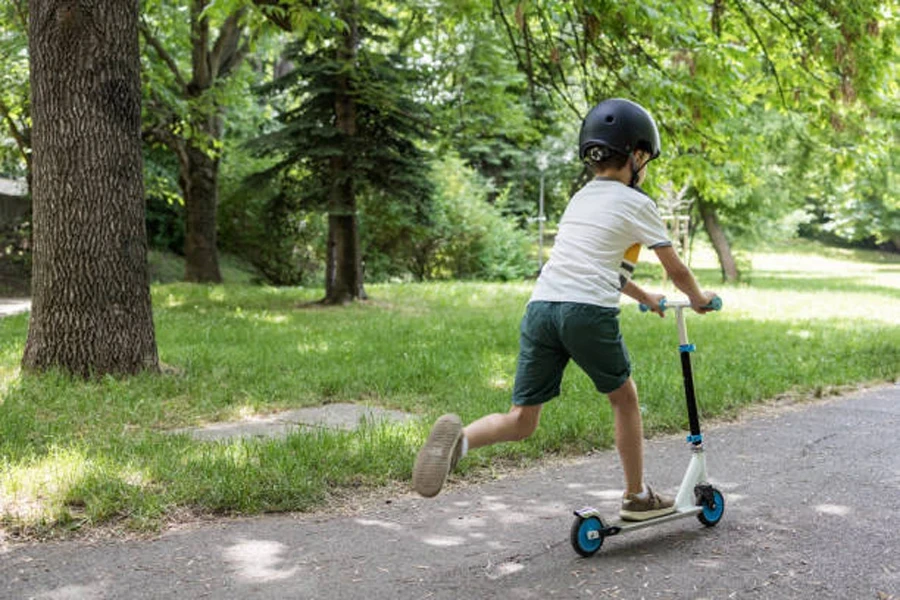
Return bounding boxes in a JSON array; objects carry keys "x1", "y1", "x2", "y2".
[
  {"x1": 1, "y1": 385, "x2": 898, "y2": 600},
  {"x1": 0, "y1": 299, "x2": 29, "y2": 318}
]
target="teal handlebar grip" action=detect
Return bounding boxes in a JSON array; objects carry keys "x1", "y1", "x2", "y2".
[{"x1": 639, "y1": 296, "x2": 722, "y2": 312}]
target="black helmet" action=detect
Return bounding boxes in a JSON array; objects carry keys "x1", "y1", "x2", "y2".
[{"x1": 578, "y1": 98, "x2": 661, "y2": 162}]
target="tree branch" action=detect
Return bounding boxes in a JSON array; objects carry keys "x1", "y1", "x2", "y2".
[
  {"x1": 750, "y1": 0, "x2": 802, "y2": 37},
  {"x1": 210, "y1": 8, "x2": 247, "y2": 80},
  {"x1": 491, "y1": 0, "x2": 530, "y2": 88},
  {"x1": 142, "y1": 93, "x2": 190, "y2": 173},
  {"x1": 12, "y1": 0, "x2": 27, "y2": 31},
  {"x1": 733, "y1": 0, "x2": 788, "y2": 108},
  {"x1": 139, "y1": 21, "x2": 188, "y2": 92},
  {"x1": 564, "y1": 6, "x2": 591, "y2": 108},
  {"x1": 191, "y1": 0, "x2": 212, "y2": 91},
  {"x1": 492, "y1": 0, "x2": 582, "y2": 118}
]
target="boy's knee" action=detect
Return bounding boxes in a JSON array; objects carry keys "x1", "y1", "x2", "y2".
[
  {"x1": 606, "y1": 378, "x2": 638, "y2": 409},
  {"x1": 509, "y1": 407, "x2": 541, "y2": 440}
]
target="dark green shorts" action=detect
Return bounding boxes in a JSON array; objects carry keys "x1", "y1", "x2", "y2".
[{"x1": 511, "y1": 301, "x2": 631, "y2": 406}]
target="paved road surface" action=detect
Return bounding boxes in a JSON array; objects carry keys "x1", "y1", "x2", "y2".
[
  {"x1": 1, "y1": 385, "x2": 898, "y2": 599},
  {"x1": 0, "y1": 299, "x2": 29, "y2": 318}
]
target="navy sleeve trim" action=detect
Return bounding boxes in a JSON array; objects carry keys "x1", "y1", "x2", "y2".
[{"x1": 648, "y1": 241, "x2": 673, "y2": 249}]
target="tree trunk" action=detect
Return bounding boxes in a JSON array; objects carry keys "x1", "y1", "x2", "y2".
[
  {"x1": 697, "y1": 196, "x2": 740, "y2": 283},
  {"x1": 323, "y1": 0, "x2": 365, "y2": 304},
  {"x1": 181, "y1": 136, "x2": 223, "y2": 283},
  {"x1": 179, "y1": 0, "x2": 225, "y2": 283},
  {"x1": 325, "y1": 210, "x2": 365, "y2": 304},
  {"x1": 23, "y1": 0, "x2": 158, "y2": 377}
]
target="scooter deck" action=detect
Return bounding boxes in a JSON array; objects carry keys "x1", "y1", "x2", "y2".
[{"x1": 610, "y1": 506, "x2": 703, "y2": 534}]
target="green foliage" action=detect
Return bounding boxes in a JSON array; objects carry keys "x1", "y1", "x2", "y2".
[
  {"x1": 249, "y1": 2, "x2": 436, "y2": 284},
  {"x1": 798, "y1": 111, "x2": 900, "y2": 248},
  {"x1": 0, "y1": 1, "x2": 30, "y2": 178},
  {"x1": 361, "y1": 154, "x2": 533, "y2": 281},
  {"x1": 424, "y1": 13, "x2": 544, "y2": 189},
  {"x1": 484, "y1": 0, "x2": 898, "y2": 253},
  {"x1": 216, "y1": 75, "x2": 330, "y2": 286},
  {"x1": 221, "y1": 186, "x2": 328, "y2": 285},
  {"x1": 144, "y1": 146, "x2": 185, "y2": 254},
  {"x1": 253, "y1": 22, "x2": 432, "y2": 201}
]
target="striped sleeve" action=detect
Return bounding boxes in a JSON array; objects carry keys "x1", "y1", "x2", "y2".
[{"x1": 618, "y1": 243, "x2": 641, "y2": 289}]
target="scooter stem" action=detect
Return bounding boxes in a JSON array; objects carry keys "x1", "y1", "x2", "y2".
[{"x1": 675, "y1": 306, "x2": 703, "y2": 446}]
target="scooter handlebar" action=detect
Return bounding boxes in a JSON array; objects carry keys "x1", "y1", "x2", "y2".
[{"x1": 639, "y1": 296, "x2": 722, "y2": 313}]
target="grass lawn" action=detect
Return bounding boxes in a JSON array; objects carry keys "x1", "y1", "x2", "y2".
[{"x1": 1, "y1": 240, "x2": 898, "y2": 537}]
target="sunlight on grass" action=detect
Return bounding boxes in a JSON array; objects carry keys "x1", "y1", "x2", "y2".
[
  {"x1": 483, "y1": 351, "x2": 513, "y2": 390},
  {"x1": 208, "y1": 288, "x2": 227, "y2": 303},
  {"x1": 163, "y1": 293, "x2": 186, "y2": 308},
  {"x1": 720, "y1": 288, "x2": 899, "y2": 325},
  {"x1": 297, "y1": 340, "x2": 331, "y2": 354},
  {"x1": 1, "y1": 447, "x2": 91, "y2": 522},
  {"x1": 255, "y1": 313, "x2": 290, "y2": 325},
  {"x1": 752, "y1": 249, "x2": 899, "y2": 274},
  {"x1": 0, "y1": 367, "x2": 20, "y2": 401}
]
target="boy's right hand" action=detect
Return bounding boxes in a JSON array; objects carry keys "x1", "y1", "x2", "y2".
[{"x1": 690, "y1": 291, "x2": 719, "y2": 314}]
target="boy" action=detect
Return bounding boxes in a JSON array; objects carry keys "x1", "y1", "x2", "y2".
[{"x1": 412, "y1": 98, "x2": 717, "y2": 521}]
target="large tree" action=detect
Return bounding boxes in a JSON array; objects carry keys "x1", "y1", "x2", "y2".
[
  {"x1": 23, "y1": 0, "x2": 158, "y2": 377},
  {"x1": 253, "y1": 0, "x2": 433, "y2": 303},
  {"x1": 140, "y1": 0, "x2": 250, "y2": 283}
]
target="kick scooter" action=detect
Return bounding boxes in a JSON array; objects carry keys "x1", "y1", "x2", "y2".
[{"x1": 570, "y1": 296, "x2": 725, "y2": 557}]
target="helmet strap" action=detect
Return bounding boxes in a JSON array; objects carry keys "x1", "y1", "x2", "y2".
[{"x1": 628, "y1": 154, "x2": 641, "y2": 188}]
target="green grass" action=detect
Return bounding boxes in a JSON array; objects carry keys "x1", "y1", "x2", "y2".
[{"x1": 1, "y1": 241, "x2": 898, "y2": 537}]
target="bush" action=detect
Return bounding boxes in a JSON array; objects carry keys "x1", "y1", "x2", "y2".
[
  {"x1": 143, "y1": 147, "x2": 185, "y2": 255},
  {"x1": 219, "y1": 183, "x2": 326, "y2": 287},
  {"x1": 411, "y1": 156, "x2": 533, "y2": 281},
  {"x1": 224, "y1": 154, "x2": 533, "y2": 286},
  {"x1": 359, "y1": 156, "x2": 533, "y2": 282}
]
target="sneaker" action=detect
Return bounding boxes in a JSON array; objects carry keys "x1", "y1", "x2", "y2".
[
  {"x1": 413, "y1": 414, "x2": 463, "y2": 498},
  {"x1": 619, "y1": 485, "x2": 675, "y2": 521}
]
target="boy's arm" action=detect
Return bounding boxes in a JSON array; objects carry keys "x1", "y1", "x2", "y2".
[
  {"x1": 621, "y1": 280, "x2": 666, "y2": 317},
  {"x1": 653, "y1": 245, "x2": 717, "y2": 312}
]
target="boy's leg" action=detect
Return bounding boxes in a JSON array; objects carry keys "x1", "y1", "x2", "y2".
[
  {"x1": 608, "y1": 377, "x2": 675, "y2": 521},
  {"x1": 412, "y1": 405, "x2": 542, "y2": 498},
  {"x1": 606, "y1": 377, "x2": 644, "y2": 495},
  {"x1": 413, "y1": 301, "x2": 561, "y2": 498},
  {"x1": 463, "y1": 404, "x2": 542, "y2": 450}
]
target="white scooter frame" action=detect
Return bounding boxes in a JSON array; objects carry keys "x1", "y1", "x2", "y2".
[{"x1": 570, "y1": 297, "x2": 725, "y2": 557}]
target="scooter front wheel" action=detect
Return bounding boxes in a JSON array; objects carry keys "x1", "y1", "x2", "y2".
[
  {"x1": 570, "y1": 515, "x2": 605, "y2": 557},
  {"x1": 697, "y1": 487, "x2": 725, "y2": 527}
]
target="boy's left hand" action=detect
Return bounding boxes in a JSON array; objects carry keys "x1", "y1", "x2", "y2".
[{"x1": 644, "y1": 293, "x2": 666, "y2": 317}]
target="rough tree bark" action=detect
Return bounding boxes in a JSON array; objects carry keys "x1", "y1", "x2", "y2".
[
  {"x1": 697, "y1": 196, "x2": 740, "y2": 283},
  {"x1": 23, "y1": 0, "x2": 158, "y2": 377}
]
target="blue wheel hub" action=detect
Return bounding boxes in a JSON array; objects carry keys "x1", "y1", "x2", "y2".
[{"x1": 576, "y1": 517, "x2": 603, "y2": 553}]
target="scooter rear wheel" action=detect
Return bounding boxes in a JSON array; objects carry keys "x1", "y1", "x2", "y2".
[{"x1": 570, "y1": 515, "x2": 605, "y2": 557}]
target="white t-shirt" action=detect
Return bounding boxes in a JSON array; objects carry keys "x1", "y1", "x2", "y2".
[{"x1": 530, "y1": 179, "x2": 672, "y2": 308}]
